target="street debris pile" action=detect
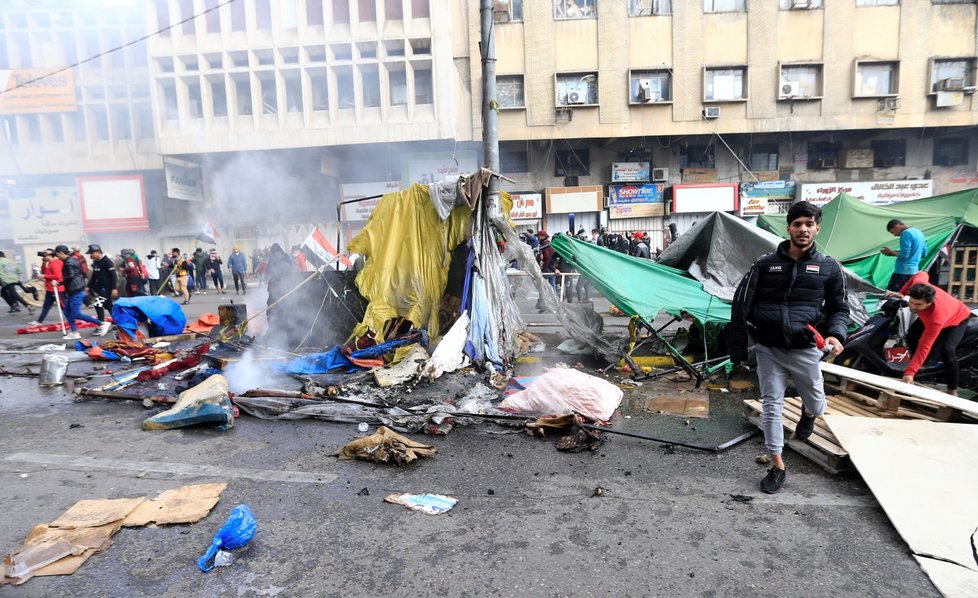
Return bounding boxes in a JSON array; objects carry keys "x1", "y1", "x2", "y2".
[{"x1": 1, "y1": 483, "x2": 229, "y2": 586}]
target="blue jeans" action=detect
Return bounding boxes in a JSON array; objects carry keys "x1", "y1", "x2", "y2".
[
  {"x1": 63, "y1": 291, "x2": 102, "y2": 332},
  {"x1": 38, "y1": 291, "x2": 57, "y2": 323}
]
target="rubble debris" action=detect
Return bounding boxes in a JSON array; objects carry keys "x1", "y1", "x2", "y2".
[
  {"x1": 499, "y1": 368, "x2": 623, "y2": 423},
  {"x1": 337, "y1": 426, "x2": 436, "y2": 465},
  {"x1": 374, "y1": 344, "x2": 429, "y2": 387},
  {"x1": 38, "y1": 354, "x2": 69, "y2": 387},
  {"x1": 555, "y1": 426, "x2": 603, "y2": 453},
  {"x1": 142, "y1": 375, "x2": 234, "y2": 431},
  {"x1": 197, "y1": 505, "x2": 257, "y2": 573},
  {"x1": 384, "y1": 493, "x2": 457, "y2": 515},
  {"x1": 1, "y1": 483, "x2": 226, "y2": 586}
]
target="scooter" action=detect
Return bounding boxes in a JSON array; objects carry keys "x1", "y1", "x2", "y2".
[{"x1": 834, "y1": 297, "x2": 978, "y2": 388}]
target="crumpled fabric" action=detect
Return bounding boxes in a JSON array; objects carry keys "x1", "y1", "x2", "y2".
[
  {"x1": 337, "y1": 426, "x2": 436, "y2": 465},
  {"x1": 135, "y1": 343, "x2": 210, "y2": 382},
  {"x1": 427, "y1": 169, "x2": 492, "y2": 221},
  {"x1": 499, "y1": 368, "x2": 623, "y2": 423}
]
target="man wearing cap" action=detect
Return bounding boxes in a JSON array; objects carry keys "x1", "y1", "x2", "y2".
[
  {"x1": 86, "y1": 244, "x2": 116, "y2": 336},
  {"x1": 55, "y1": 245, "x2": 103, "y2": 340}
]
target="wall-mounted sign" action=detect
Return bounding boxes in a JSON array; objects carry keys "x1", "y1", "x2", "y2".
[
  {"x1": 8, "y1": 186, "x2": 84, "y2": 244},
  {"x1": 740, "y1": 180, "x2": 796, "y2": 203},
  {"x1": 78, "y1": 175, "x2": 149, "y2": 233},
  {"x1": 0, "y1": 68, "x2": 77, "y2": 114},
  {"x1": 799, "y1": 180, "x2": 933, "y2": 207},
  {"x1": 681, "y1": 168, "x2": 718, "y2": 184},
  {"x1": 611, "y1": 162, "x2": 650, "y2": 183},
  {"x1": 671, "y1": 184, "x2": 739, "y2": 214},
  {"x1": 609, "y1": 184, "x2": 665, "y2": 219},
  {"x1": 510, "y1": 192, "x2": 542, "y2": 220},
  {"x1": 545, "y1": 186, "x2": 603, "y2": 214},
  {"x1": 402, "y1": 151, "x2": 479, "y2": 187},
  {"x1": 340, "y1": 181, "x2": 401, "y2": 222},
  {"x1": 163, "y1": 157, "x2": 203, "y2": 202}
]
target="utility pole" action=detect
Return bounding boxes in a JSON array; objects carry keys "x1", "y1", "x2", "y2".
[{"x1": 480, "y1": 0, "x2": 500, "y2": 219}]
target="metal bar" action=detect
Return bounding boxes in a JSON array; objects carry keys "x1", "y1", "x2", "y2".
[
  {"x1": 640, "y1": 321, "x2": 704, "y2": 387},
  {"x1": 581, "y1": 424, "x2": 759, "y2": 454}
]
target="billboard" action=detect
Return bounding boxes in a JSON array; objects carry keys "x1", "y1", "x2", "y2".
[
  {"x1": 799, "y1": 180, "x2": 934, "y2": 207},
  {"x1": 78, "y1": 175, "x2": 149, "y2": 233},
  {"x1": 164, "y1": 157, "x2": 204, "y2": 202},
  {"x1": 611, "y1": 162, "x2": 650, "y2": 183},
  {"x1": 9, "y1": 186, "x2": 84, "y2": 244},
  {"x1": 545, "y1": 186, "x2": 603, "y2": 214},
  {"x1": 0, "y1": 69, "x2": 77, "y2": 114},
  {"x1": 671, "y1": 184, "x2": 739, "y2": 214},
  {"x1": 608, "y1": 184, "x2": 665, "y2": 219},
  {"x1": 510, "y1": 192, "x2": 542, "y2": 220}
]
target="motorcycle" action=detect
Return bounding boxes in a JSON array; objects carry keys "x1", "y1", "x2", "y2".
[{"x1": 834, "y1": 297, "x2": 978, "y2": 389}]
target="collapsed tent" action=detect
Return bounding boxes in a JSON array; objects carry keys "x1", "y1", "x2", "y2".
[
  {"x1": 111, "y1": 297, "x2": 187, "y2": 339},
  {"x1": 757, "y1": 190, "x2": 978, "y2": 288}
]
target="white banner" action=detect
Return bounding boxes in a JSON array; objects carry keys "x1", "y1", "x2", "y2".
[
  {"x1": 799, "y1": 180, "x2": 933, "y2": 207},
  {"x1": 510, "y1": 193, "x2": 542, "y2": 220},
  {"x1": 9, "y1": 186, "x2": 84, "y2": 244},
  {"x1": 340, "y1": 181, "x2": 400, "y2": 222},
  {"x1": 164, "y1": 157, "x2": 204, "y2": 202},
  {"x1": 402, "y1": 151, "x2": 479, "y2": 186}
]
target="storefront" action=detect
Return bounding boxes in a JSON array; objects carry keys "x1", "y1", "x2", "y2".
[
  {"x1": 543, "y1": 185, "x2": 604, "y2": 236},
  {"x1": 605, "y1": 183, "x2": 667, "y2": 252},
  {"x1": 667, "y1": 183, "x2": 740, "y2": 237}
]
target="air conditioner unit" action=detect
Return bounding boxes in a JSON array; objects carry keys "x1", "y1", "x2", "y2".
[
  {"x1": 702, "y1": 106, "x2": 721, "y2": 119},
  {"x1": 878, "y1": 97, "x2": 899, "y2": 111},
  {"x1": 937, "y1": 77, "x2": 965, "y2": 92},
  {"x1": 651, "y1": 167, "x2": 669, "y2": 182},
  {"x1": 814, "y1": 157, "x2": 837, "y2": 169},
  {"x1": 639, "y1": 79, "x2": 654, "y2": 102},
  {"x1": 565, "y1": 82, "x2": 589, "y2": 105},
  {"x1": 780, "y1": 81, "x2": 802, "y2": 99},
  {"x1": 790, "y1": 0, "x2": 813, "y2": 8}
]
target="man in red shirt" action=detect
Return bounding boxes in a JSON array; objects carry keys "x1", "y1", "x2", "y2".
[
  {"x1": 27, "y1": 249, "x2": 64, "y2": 327},
  {"x1": 886, "y1": 272, "x2": 972, "y2": 395}
]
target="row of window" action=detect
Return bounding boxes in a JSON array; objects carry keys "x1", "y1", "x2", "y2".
[
  {"x1": 2, "y1": 104, "x2": 154, "y2": 145},
  {"x1": 496, "y1": 59, "x2": 976, "y2": 109},
  {"x1": 498, "y1": 137, "x2": 972, "y2": 177},
  {"x1": 495, "y1": 0, "x2": 975, "y2": 22},
  {"x1": 154, "y1": 0, "x2": 431, "y2": 35}
]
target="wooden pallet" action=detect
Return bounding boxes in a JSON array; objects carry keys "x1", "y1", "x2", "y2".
[{"x1": 744, "y1": 395, "x2": 855, "y2": 474}]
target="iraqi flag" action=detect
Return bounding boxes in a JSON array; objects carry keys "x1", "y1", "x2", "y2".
[
  {"x1": 302, "y1": 226, "x2": 351, "y2": 270},
  {"x1": 196, "y1": 220, "x2": 220, "y2": 244}
]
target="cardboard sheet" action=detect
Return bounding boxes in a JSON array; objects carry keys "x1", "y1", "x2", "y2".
[
  {"x1": 48, "y1": 498, "x2": 146, "y2": 530},
  {"x1": 825, "y1": 416, "x2": 978, "y2": 598},
  {"x1": 122, "y1": 483, "x2": 228, "y2": 527}
]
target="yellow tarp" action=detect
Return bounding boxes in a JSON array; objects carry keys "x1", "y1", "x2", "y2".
[{"x1": 348, "y1": 183, "x2": 472, "y2": 340}]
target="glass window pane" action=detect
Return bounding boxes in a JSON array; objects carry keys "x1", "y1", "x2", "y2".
[{"x1": 554, "y1": 0, "x2": 597, "y2": 19}]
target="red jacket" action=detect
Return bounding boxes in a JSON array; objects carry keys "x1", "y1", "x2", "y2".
[
  {"x1": 42, "y1": 259, "x2": 64, "y2": 293},
  {"x1": 899, "y1": 272, "x2": 972, "y2": 377}
]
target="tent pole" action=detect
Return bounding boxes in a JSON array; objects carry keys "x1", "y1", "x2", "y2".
[{"x1": 637, "y1": 321, "x2": 704, "y2": 387}]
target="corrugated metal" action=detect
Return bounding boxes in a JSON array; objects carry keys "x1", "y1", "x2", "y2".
[
  {"x1": 544, "y1": 213, "x2": 601, "y2": 236},
  {"x1": 607, "y1": 216, "x2": 666, "y2": 251}
]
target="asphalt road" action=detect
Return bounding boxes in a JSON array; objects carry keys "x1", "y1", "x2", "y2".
[{"x1": 0, "y1": 283, "x2": 938, "y2": 597}]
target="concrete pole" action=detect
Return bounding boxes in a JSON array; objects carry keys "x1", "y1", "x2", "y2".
[{"x1": 480, "y1": 0, "x2": 500, "y2": 219}]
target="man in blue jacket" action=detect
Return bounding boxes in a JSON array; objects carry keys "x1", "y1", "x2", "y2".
[
  {"x1": 729, "y1": 201, "x2": 849, "y2": 494},
  {"x1": 880, "y1": 219, "x2": 926, "y2": 292},
  {"x1": 228, "y1": 246, "x2": 248, "y2": 295}
]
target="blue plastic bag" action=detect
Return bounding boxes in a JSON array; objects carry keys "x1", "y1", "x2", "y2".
[{"x1": 197, "y1": 505, "x2": 257, "y2": 572}]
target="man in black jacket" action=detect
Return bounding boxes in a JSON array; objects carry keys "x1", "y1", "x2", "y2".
[
  {"x1": 729, "y1": 201, "x2": 848, "y2": 494},
  {"x1": 55, "y1": 245, "x2": 103, "y2": 340},
  {"x1": 85, "y1": 244, "x2": 116, "y2": 337}
]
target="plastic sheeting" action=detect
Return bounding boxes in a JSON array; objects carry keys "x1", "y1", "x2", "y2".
[
  {"x1": 111, "y1": 297, "x2": 187, "y2": 339},
  {"x1": 348, "y1": 183, "x2": 472, "y2": 341}
]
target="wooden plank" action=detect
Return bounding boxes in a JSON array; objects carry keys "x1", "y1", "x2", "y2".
[
  {"x1": 744, "y1": 399, "x2": 847, "y2": 457},
  {"x1": 821, "y1": 362, "x2": 978, "y2": 418},
  {"x1": 746, "y1": 414, "x2": 848, "y2": 475}
]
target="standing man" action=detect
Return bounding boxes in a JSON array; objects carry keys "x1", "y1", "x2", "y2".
[
  {"x1": 86, "y1": 245, "x2": 116, "y2": 336},
  {"x1": 55, "y1": 245, "x2": 103, "y2": 340},
  {"x1": 0, "y1": 251, "x2": 33, "y2": 315},
  {"x1": 27, "y1": 249, "x2": 63, "y2": 327},
  {"x1": 880, "y1": 219, "x2": 926, "y2": 292},
  {"x1": 729, "y1": 201, "x2": 849, "y2": 494},
  {"x1": 145, "y1": 250, "x2": 160, "y2": 290},
  {"x1": 228, "y1": 246, "x2": 248, "y2": 295},
  {"x1": 192, "y1": 248, "x2": 209, "y2": 294},
  {"x1": 170, "y1": 247, "x2": 192, "y2": 304},
  {"x1": 207, "y1": 249, "x2": 226, "y2": 294}
]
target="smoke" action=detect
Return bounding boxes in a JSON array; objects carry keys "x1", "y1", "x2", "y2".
[{"x1": 222, "y1": 350, "x2": 274, "y2": 395}]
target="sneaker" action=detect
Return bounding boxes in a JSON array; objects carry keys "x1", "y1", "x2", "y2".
[
  {"x1": 27, "y1": 307, "x2": 34, "y2": 315},
  {"x1": 26, "y1": 320, "x2": 41, "y2": 327},
  {"x1": 62, "y1": 332, "x2": 81, "y2": 341},
  {"x1": 794, "y1": 412, "x2": 816, "y2": 441},
  {"x1": 182, "y1": 300, "x2": 190, "y2": 305},
  {"x1": 760, "y1": 467, "x2": 786, "y2": 494},
  {"x1": 93, "y1": 321, "x2": 112, "y2": 337}
]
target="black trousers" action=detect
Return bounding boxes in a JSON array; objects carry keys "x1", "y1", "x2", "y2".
[
  {"x1": 91, "y1": 289, "x2": 113, "y2": 321},
  {"x1": 232, "y1": 272, "x2": 246, "y2": 293},
  {"x1": 1, "y1": 283, "x2": 29, "y2": 308},
  {"x1": 906, "y1": 318, "x2": 970, "y2": 390}
]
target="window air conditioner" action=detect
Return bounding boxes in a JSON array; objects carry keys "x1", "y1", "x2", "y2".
[
  {"x1": 814, "y1": 157, "x2": 837, "y2": 169},
  {"x1": 780, "y1": 81, "x2": 802, "y2": 99},
  {"x1": 937, "y1": 77, "x2": 965, "y2": 92},
  {"x1": 566, "y1": 83, "x2": 588, "y2": 105},
  {"x1": 638, "y1": 79, "x2": 656, "y2": 102},
  {"x1": 651, "y1": 167, "x2": 669, "y2": 182},
  {"x1": 702, "y1": 106, "x2": 720, "y2": 119},
  {"x1": 878, "y1": 97, "x2": 899, "y2": 111},
  {"x1": 790, "y1": 0, "x2": 812, "y2": 8}
]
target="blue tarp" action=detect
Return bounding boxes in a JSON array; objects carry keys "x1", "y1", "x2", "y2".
[
  {"x1": 282, "y1": 332, "x2": 428, "y2": 375},
  {"x1": 111, "y1": 296, "x2": 187, "y2": 338}
]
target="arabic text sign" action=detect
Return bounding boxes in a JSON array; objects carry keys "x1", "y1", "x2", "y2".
[
  {"x1": 510, "y1": 193, "x2": 542, "y2": 220},
  {"x1": 164, "y1": 158, "x2": 203, "y2": 202},
  {"x1": 799, "y1": 180, "x2": 933, "y2": 206},
  {"x1": 0, "y1": 69, "x2": 77, "y2": 114},
  {"x1": 403, "y1": 151, "x2": 479, "y2": 186},
  {"x1": 10, "y1": 186, "x2": 84, "y2": 244},
  {"x1": 611, "y1": 162, "x2": 650, "y2": 183},
  {"x1": 740, "y1": 180, "x2": 796, "y2": 202},
  {"x1": 340, "y1": 181, "x2": 401, "y2": 222}
]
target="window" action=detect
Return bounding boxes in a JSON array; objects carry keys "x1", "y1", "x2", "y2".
[
  {"x1": 281, "y1": 0, "x2": 299, "y2": 28},
  {"x1": 779, "y1": 64, "x2": 823, "y2": 98},
  {"x1": 747, "y1": 144, "x2": 779, "y2": 171},
  {"x1": 629, "y1": 0, "x2": 671, "y2": 15},
  {"x1": 932, "y1": 0, "x2": 977, "y2": 4},
  {"x1": 211, "y1": 80, "x2": 227, "y2": 117},
  {"x1": 307, "y1": 0, "x2": 325, "y2": 25},
  {"x1": 930, "y1": 58, "x2": 975, "y2": 93},
  {"x1": 409, "y1": 39, "x2": 431, "y2": 55},
  {"x1": 807, "y1": 141, "x2": 838, "y2": 169},
  {"x1": 388, "y1": 66, "x2": 407, "y2": 106},
  {"x1": 47, "y1": 114, "x2": 64, "y2": 142},
  {"x1": 335, "y1": 66, "x2": 355, "y2": 108},
  {"x1": 855, "y1": 61, "x2": 898, "y2": 96},
  {"x1": 2, "y1": 117, "x2": 18, "y2": 144},
  {"x1": 385, "y1": 41, "x2": 405, "y2": 57},
  {"x1": 332, "y1": 0, "x2": 351, "y2": 24},
  {"x1": 283, "y1": 73, "x2": 302, "y2": 111},
  {"x1": 154, "y1": 0, "x2": 170, "y2": 35},
  {"x1": 255, "y1": 0, "x2": 272, "y2": 29},
  {"x1": 179, "y1": 0, "x2": 196, "y2": 35},
  {"x1": 233, "y1": 76, "x2": 252, "y2": 114},
  {"x1": 554, "y1": 0, "x2": 596, "y2": 20},
  {"x1": 23, "y1": 114, "x2": 40, "y2": 143},
  {"x1": 933, "y1": 138, "x2": 969, "y2": 167},
  {"x1": 500, "y1": 148, "x2": 529, "y2": 174},
  {"x1": 307, "y1": 46, "x2": 327, "y2": 62},
  {"x1": 113, "y1": 107, "x2": 131, "y2": 139},
  {"x1": 554, "y1": 148, "x2": 590, "y2": 177},
  {"x1": 358, "y1": 42, "x2": 377, "y2": 59},
  {"x1": 494, "y1": 0, "x2": 523, "y2": 22},
  {"x1": 310, "y1": 71, "x2": 329, "y2": 110},
  {"x1": 872, "y1": 139, "x2": 906, "y2": 167},
  {"x1": 134, "y1": 104, "x2": 154, "y2": 139},
  {"x1": 69, "y1": 112, "x2": 85, "y2": 142},
  {"x1": 360, "y1": 65, "x2": 380, "y2": 107},
  {"x1": 359, "y1": 0, "x2": 377, "y2": 22},
  {"x1": 704, "y1": 0, "x2": 746, "y2": 12},
  {"x1": 386, "y1": 0, "x2": 404, "y2": 20},
  {"x1": 230, "y1": 0, "x2": 246, "y2": 30},
  {"x1": 161, "y1": 81, "x2": 178, "y2": 119},
  {"x1": 680, "y1": 144, "x2": 715, "y2": 169},
  {"x1": 205, "y1": 0, "x2": 221, "y2": 32},
  {"x1": 556, "y1": 73, "x2": 597, "y2": 106},
  {"x1": 258, "y1": 74, "x2": 277, "y2": 113},
  {"x1": 857, "y1": 0, "x2": 899, "y2": 5},
  {"x1": 779, "y1": 0, "x2": 822, "y2": 7},
  {"x1": 497, "y1": 75, "x2": 525, "y2": 108},
  {"x1": 414, "y1": 66, "x2": 433, "y2": 104},
  {"x1": 90, "y1": 106, "x2": 109, "y2": 140},
  {"x1": 629, "y1": 70, "x2": 670, "y2": 103},
  {"x1": 332, "y1": 44, "x2": 353, "y2": 60},
  {"x1": 412, "y1": 0, "x2": 430, "y2": 18},
  {"x1": 229, "y1": 51, "x2": 248, "y2": 67},
  {"x1": 188, "y1": 82, "x2": 202, "y2": 117},
  {"x1": 704, "y1": 67, "x2": 746, "y2": 101}
]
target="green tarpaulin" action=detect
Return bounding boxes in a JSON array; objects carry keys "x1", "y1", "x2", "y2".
[
  {"x1": 550, "y1": 234, "x2": 731, "y2": 325},
  {"x1": 757, "y1": 190, "x2": 976, "y2": 288}
]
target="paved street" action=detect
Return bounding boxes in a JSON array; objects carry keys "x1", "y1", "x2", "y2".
[{"x1": 0, "y1": 284, "x2": 938, "y2": 597}]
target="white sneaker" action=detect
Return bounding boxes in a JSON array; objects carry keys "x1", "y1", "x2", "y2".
[
  {"x1": 63, "y1": 332, "x2": 81, "y2": 341},
  {"x1": 26, "y1": 320, "x2": 41, "y2": 327},
  {"x1": 93, "y1": 321, "x2": 112, "y2": 337}
]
